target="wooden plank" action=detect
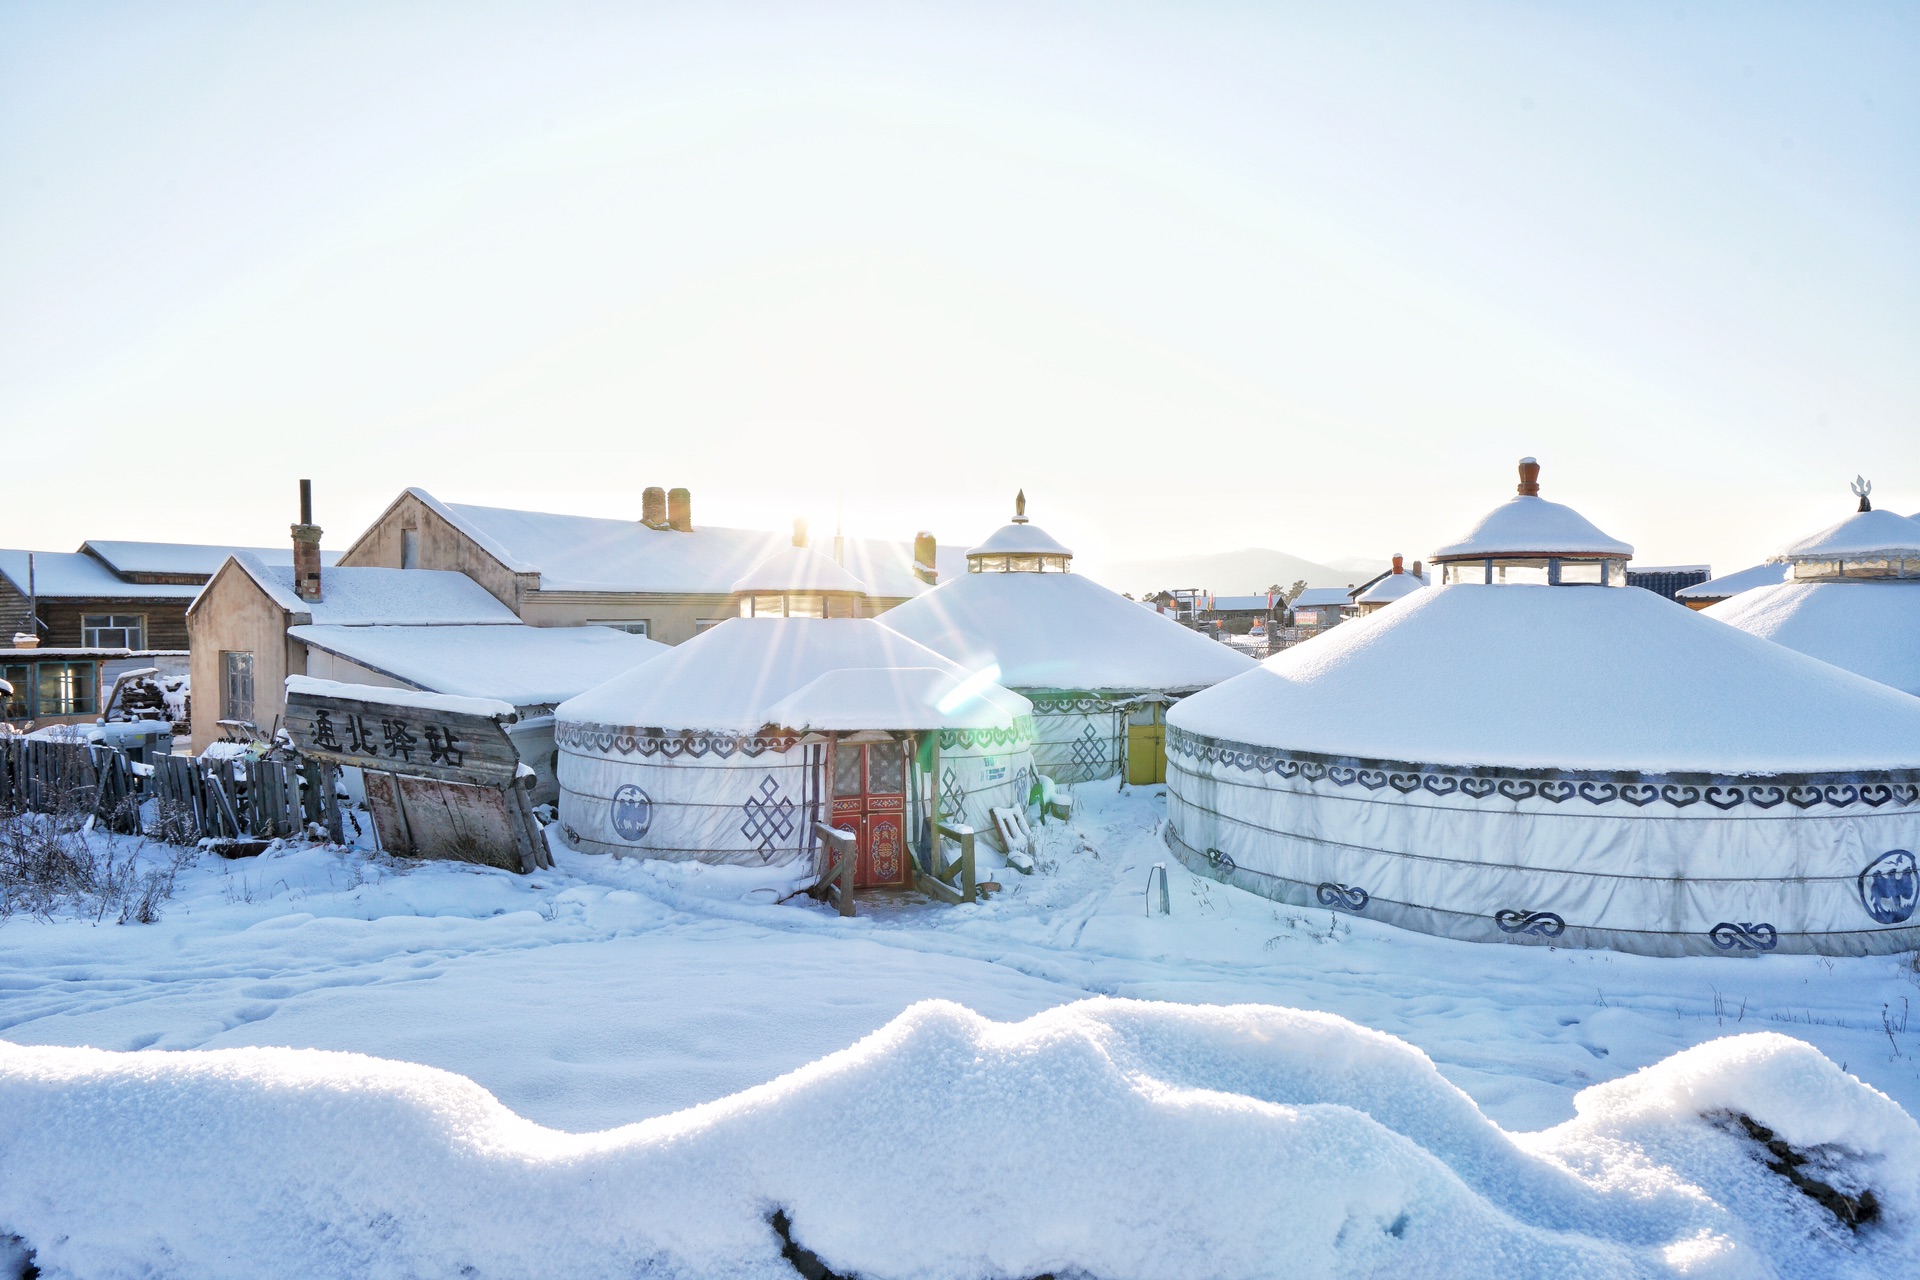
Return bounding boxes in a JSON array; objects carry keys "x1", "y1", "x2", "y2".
[
  {"x1": 284, "y1": 691, "x2": 522, "y2": 787},
  {"x1": 362, "y1": 771, "x2": 412, "y2": 854},
  {"x1": 392, "y1": 774, "x2": 523, "y2": 871}
]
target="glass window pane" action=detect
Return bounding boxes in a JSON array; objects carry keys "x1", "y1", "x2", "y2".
[
  {"x1": 1559, "y1": 561, "x2": 1604, "y2": 584},
  {"x1": 3, "y1": 664, "x2": 31, "y2": 718},
  {"x1": 867, "y1": 741, "x2": 904, "y2": 794},
  {"x1": 833, "y1": 745, "x2": 865, "y2": 796}
]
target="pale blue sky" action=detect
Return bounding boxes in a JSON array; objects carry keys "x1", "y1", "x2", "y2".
[{"x1": 2, "y1": 2, "x2": 1914, "y2": 579}]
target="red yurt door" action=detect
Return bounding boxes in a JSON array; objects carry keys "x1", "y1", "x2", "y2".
[{"x1": 830, "y1": 738, "x2": 911, "y2": 889}]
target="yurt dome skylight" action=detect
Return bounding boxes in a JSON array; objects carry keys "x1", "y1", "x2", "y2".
[
  {"x1": 1770, "y1": 478, "x2": 1920, "y2": 582},
  {"x1": 733, "y1": 521, "x2": 871, "y2": 619},
  {"x1": 966, "y1": 490, "x2": 1074, "y2": 573},
  {"x1": 1430, "y1": 458, "x2": 1634, "y2": 586}
]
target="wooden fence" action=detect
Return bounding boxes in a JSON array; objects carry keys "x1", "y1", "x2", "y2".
[{"x1": 0, "y1": 739, "x2": 341, "y2": 844}]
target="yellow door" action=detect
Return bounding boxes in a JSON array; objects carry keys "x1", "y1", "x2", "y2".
[{"x1": 1127, "y1": 722, "x2": 1166, "y2": 784}]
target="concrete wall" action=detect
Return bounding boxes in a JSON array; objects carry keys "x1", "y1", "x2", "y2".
[
  {"x1": 339, "y1": 491, "x2": 538, "y2": 616},
  {"x1": 185, "y1": 565, "x2": 300, "y2": 754}
]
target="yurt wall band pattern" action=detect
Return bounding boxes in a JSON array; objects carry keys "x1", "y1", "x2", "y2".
[
  {"x1": 1025, "y1": 693, "x2": 1127, "y2": 785},
  {"x1": 1166, "y1": 726, "x2": 1920, "y2": 957}
]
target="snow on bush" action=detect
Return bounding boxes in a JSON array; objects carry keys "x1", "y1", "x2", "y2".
[{"x1": 1, "y1": 1000, "x2": 1913, "y2": 1279}]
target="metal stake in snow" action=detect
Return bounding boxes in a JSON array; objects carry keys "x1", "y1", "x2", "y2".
[{"x1": 1146, "y1": 862, "x2": 1171, "y2": 916}]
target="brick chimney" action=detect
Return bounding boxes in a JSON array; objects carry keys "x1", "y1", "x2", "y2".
[
  {"x1": 668, "y1": 487, "x2": 693, "y2": 532},
  {"x1": 1411, "y1": 559, "x2": 1424, "y2": 580},
  {"x1": 292, "y1": 478, "x2": 324, "y2": 602},
  {"x1": 1391, "y1": 553, "x2": 1405, "y2": 575},
  {"x1": 641, "y1": 487, "x2": 668, "y2": 529},
  {"x1": 792, "y1": 517, "x2": 808, "y2": 548},
  {"x1": 914, "y1": 531, "x2": 938, "y2": 585}
]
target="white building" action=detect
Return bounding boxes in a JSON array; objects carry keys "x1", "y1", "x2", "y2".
[
  {"x1": 1165, "y1": 459, "x2": 1920, "y2": 957},
  {"x1": 880, "y1": 494, "x2": 1254, "y2": 785},
  {"x1": 1704, "y1": 490, "x2": 1920, "y2": 697}
]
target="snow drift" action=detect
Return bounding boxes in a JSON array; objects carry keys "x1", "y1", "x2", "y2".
[{"x1": 2, "y1": 999, "x2": 1914, "y2": 1279}]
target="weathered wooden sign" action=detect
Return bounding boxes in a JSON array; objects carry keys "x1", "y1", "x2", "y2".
[
  {"x1": 285, "y1": 684, "x2": 550, "y2": 873},
  {"x1": 284, "y1": 689, "x2": 521, "y2": 787}
]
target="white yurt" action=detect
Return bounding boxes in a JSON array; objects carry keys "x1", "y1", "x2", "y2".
[
  {"x1": 554, "y1": 618, "x2": 1035, "y2": 885},
  {"x1": 881, "y1": 493, "x2": 1255, "y2": 785},
  {"x1": 1166, "y1": 459, "x2": 1920, "y2": 958},
  {"x1": 1354, "y1": 555, "x2": 1426, "y2": 614},
  {"x1": 1705, "y1": 483, "x2": 1920, "y2": 697}
]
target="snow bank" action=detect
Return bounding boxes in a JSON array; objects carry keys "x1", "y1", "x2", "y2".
[{"x1": 3, "y1": 1000, "x2": 1912, "y2": 1279}]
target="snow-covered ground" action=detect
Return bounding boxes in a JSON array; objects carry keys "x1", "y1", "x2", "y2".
[{"x1": 6, "y1": 787, "x2": 1920, "y2": 1276}]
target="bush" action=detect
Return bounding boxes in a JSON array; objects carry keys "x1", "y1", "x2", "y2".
[{"x1": 0, "y1": 793, "x2": 196, "y2": 925}]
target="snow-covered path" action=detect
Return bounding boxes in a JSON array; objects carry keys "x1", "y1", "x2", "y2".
[{"x1": 5, "y1": 787, "x2": 1919, "y2": 1135}]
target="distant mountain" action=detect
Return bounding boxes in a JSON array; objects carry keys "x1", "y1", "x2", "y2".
[{"x1": 1078, "y1": 548, "x2": 1383, "y2": 597}]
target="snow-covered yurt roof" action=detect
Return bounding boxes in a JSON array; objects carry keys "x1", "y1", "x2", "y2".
[
  {"x1": 1172, "y1": 567, "x2": 1920, "y2": 774},
  {"x1": 1356, "y1": 560, "x2": 1426, "y2": 606},
  {"x1": 1430, "y1": 459, "x2": 1632, "y2": 562},
  {"x1": 1705, "y1": 581, "x2": 1920, "y2": 698},
  {"x1": 762, "y1": 667, "x2": 1031, "y2": 732},
  {"x1": 881, "y1": 524, "x2": 1255, "y2": 694},
  {"x1": 730, "y1": 545, "x2": 869, "y2": 596},
  {"x1": 967, "y1": 521, "x2": 1075, "y2": 560},
  {"x1": 290, "y1": 623, "x2": 667, "y2": 707},
  {"x1": 557, "y1": 617, "x2": 1021, "y2": 734},
  {"x1": 1771, "y1": 507, "x2": 1920, "y2": 564}
]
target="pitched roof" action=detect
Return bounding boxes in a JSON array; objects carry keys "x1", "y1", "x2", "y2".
[
  {"x1": 81, "y1": 540, "x2": 340, "y2": 579},
  {"x1": 0, "y1": 550, "x2": 201, "y2": 600},
  {"x1": 1675, "y1": 562, "x2": 1789, "y2": 602},
  {"x1": 211, "y1": 554, "x2": 520, "y2": 626},
  {"x1": 407, "y1": 488, "x2": 960, "y2": 599},
  {"x1": 290, "y1": 623, "x2": 667, "y2": 707},
  {"x1": 1290, "y1": 588, "x2": 1354, "y2": 609}
]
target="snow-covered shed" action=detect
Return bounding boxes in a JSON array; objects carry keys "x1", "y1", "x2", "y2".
[
  {"x1": 1353, "y1": 555, "x2": 1426, "y2": 614},
  {"x1": 291, "y1": 623, "x2": 666, "y2": 802},
  {"x1": 1165, "y1": 458, "x2": 1920, "y2": 958},
  {"x1": 554, "y1": 618, "x2": 1034, "y2": 885},
  {"x1": 880, "y1": 494, "x2": 1256, "y2": 786},
  {"x1": 338, "y1": 487, "x2": 966, "y2": 643},
  {"x1": 1704, "y1": 487, "x2": 1920, "y2": 697},
  {"x1": 186, "y1": 550, "x2": 519, "y2": 754}
]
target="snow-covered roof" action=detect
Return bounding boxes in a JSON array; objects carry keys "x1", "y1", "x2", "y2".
[
  {"x1": 880, "y1": 570, "x2": 1255, "y2": 693},
  {"x1": 1291, "y1": 588, "x2": 1354, "y2": 609},
  {"x1": 1169, "y1": 582, "x2": 1920, "y2": 773},
  {"x1": 81, "y1": 540, "x2": 340, "y2": 579},
  {"x1": 214, "y1": 554, "x2": 520, "y2": 626},
  {"x1": 762, "y1": 666, "x2": 1031, "y2": 732},
  {"x1": 0, "y1": 550, "x2": 201, "y2": 600},
  {"x1": 730, "y1": 545, "x2": 869, "y2": 596},
  {"x1": 1675, "y1": 562, "x2": 1789, "y2": 602},
  {"x1": 1704, "y1": 581, "x2": 1920, "y2": 698},
  {"x1": 966, "y1": 521, "x2": 1074, "y2": 560},
  {"x1": 1771, "y1": 508, "x2": 1920, "y2": 564},
  {"x1": 407, "y1": 488, "x2": 958, "y2": 598},
  {"x1": 558, "y1": 617, "x2": 1004, "y2": 733},
  {"x1": 284, "y1": 674, "x2": 518, "y2": 722},
  {"x1": 1209, "y1": 595, "x2": 1274, "y2": 612},
  {"x1": 290, "y1": 623, "x2": 667, "y2": 708},
  {"x1": 1431, "y1": 496, "x2": 1632, "y2": 562},
  {"x1": 1356, "y1": 570, "x2": 1426, "y2": 606}
]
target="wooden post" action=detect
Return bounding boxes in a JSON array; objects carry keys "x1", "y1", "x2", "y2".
[{"x1": 322, "y1": 764, "x2": 344, "y2": 845}]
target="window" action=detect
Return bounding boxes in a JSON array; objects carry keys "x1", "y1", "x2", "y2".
[
  {"x1": 401, "y1": 527, "x2": 420, "y2": 570},
  {"x1": 694, "y1": 619, "x2": 724, "y2": 633},
  {"x1": 35, "y1": 662, "x2": 95, "y2": 716},
  {"x1": 81, "y1": 614, "x2": 145, "y2": 649},
  {"x1": 2, "y1": 664, "x2": 28, "y2": 719},
  {"x1": 587, "y1": 620, "x2": 650, "y2": 637},
  {"x1": 222, "y1": 651, "x2": 255, "y2": 724}
]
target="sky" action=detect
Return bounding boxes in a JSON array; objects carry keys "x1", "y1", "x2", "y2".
[{"x1": 1, "y1": 1, "x2": 1915, "y2": 581}]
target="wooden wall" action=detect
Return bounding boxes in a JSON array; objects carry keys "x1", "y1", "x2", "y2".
[
  {"x1": 338, "y1": 491, "x2": 538, "y2": 616},
  {"x1": 0, "y1": 577, "x2": 190, "y2": 647}
]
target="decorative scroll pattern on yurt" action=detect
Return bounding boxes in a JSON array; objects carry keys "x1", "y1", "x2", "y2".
[{"x1": 1170, "y1": 727, "x2": 1920, "y2": 814}]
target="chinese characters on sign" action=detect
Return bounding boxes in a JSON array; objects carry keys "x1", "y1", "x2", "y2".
[{"x1": 311, "y1": 708, "x2": 462, "y2": 767}]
